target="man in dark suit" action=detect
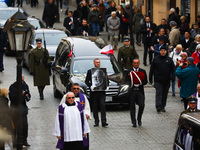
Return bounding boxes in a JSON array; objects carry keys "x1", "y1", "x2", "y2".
[
  {"x1": 76, "y1": 19, "x2": 92, "y2": 36},
  {"x1": 125, "y1": 59, "x2": 147, "y2": 127},
  {"x1": 85, "y1": 58, "x2": 108, "y2": 127},
  {"x1": 63, "y1": 11, "x2": 79, "y2": 36},
  {"x1": 141, "y1": 16, "x2": 157, "y2": 66},
  {"x1": 180, "y1": 31, "x2": 194, "y2": 54}
]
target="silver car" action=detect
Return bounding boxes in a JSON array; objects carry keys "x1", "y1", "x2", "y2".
[{"x1": 23, "y1": 28, "x2": 68, "y2": 71}]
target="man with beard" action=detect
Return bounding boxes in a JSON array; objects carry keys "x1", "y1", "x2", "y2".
[{"x1": 76, "y1": 19, "x2": 92, "y2": 36}]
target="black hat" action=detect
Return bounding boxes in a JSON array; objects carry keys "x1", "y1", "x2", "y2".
[
  {"x1": 188, "y1": 96, "x2": 197, "y2": 103},
  {"x1": 159, "y1": 36, "x2": 165, "y2": 41},
  {"x1": 160, "y1": 46, "x2": 167, "y2": 50},
  {"x1": 36, "y1": 38, "x2": 42, "y2": 43},
  {"x1": 123, "y1": 36, "x2": 130, "y2": 41}
]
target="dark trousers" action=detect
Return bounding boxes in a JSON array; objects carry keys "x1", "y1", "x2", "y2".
[
  {"x1": 90, "y1": 91, "x2": 106, "y2": 125},
  {"x1": 38, "y1": 86, "x2": 45, "y2": 96},
  {"x1": 129, "y1": 90, "x2": 145, "y2": 124},
  {"x1": 0, "y1": 52, "x2": 4, "y2": 70},
  {"x1": 136, "y1": 32, "x2": 141, "y2": 44},
  {"x1": 62, "y1": 141, "x2": 83, "y2": 150},
  {"x1": 183, "y1": 98, "x2": 188, "y2": 110},
  {"x1": 31, "y1": 0, "x2": 37, "y2": 7},
  {"x1": 46, "y1": 22, "x2": 54, "y2": 28},
  {"x1": 143, "y1": 37, "x2": 152, "y2": 64},
  {"x1": 0, "y1": 140, "x2": 5, "y2": 150},
  {"x1": 11, "y1": 110, "x2": 28, "y2": 145},
  {"x1": 154, "y1": 82, "x2": 170, "y2": 109}
]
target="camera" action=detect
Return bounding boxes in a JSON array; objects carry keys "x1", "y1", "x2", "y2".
[{"x1": 23, "y1": 90, "x2": 30, "y2": 102}]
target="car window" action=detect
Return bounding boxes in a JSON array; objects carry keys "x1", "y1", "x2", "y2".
[
  {"x1": 28, "y1": 19, "x2": 41, "y2": 29},
  {"x1": 0, "y1": 9, "x2": 25, "y2": 20},
  {"x1": 33, "y1": 32, "x2": 67, "y2": 45},
  {"x1": 72, "y1": 59, "x2": 121, "y2": 75},
  {"x1": 58, "y1": 44, "x2": 71, "y2": 67}
]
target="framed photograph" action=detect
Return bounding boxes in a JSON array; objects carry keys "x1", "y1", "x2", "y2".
[{"x1": 91, "y1": 68, "x2": 107, "y2": 91}]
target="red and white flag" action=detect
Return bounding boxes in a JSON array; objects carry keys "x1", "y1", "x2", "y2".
[{"x1": 100, "y1": 45, "x2": 114, "y2": 55}]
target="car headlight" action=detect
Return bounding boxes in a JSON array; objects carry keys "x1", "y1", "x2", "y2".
[{"x1": 120, "y1": 85, "x2": 129, "y2": 92}]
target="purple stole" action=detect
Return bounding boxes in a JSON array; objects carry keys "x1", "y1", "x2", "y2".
[
  {"x1": 56, "y1": 102, "x2": 89, "y2": 149},
  {"x1": 79, "y1": 92, "x2": 85, "y2": 109}
]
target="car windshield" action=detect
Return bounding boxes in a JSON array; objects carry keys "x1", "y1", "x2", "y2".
[
  {"x1": 33, "y1": 32, "x2": 67, "y2": 45},
  {"x1": 0, "y1": 9, "x2": 23, "y2": 20},
  {"x1": 28, "y1": 19, "x2": 41, "y2": 29},
  {"x1": 72, "y1": 59, "x2": 121, "y2": 75}
]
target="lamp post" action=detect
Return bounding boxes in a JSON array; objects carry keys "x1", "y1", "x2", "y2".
[{"x1": 4, "y1": 11, "x2": 34, "y2": 150}]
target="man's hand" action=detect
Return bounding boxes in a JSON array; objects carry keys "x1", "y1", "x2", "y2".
[
  {"x1": 113, "y1": 27, "x2": 117, "y2": 30},
  {"x1": 57, "y1": 136, "x2": 61, "y2": 140},
  {"x1": 83, "y1": 134, "x2": 87, "y2": 137},
  {"x1": 3, "y1": 47, "x2": 7, "y2": 50},
  {"x1": 150, "y1": 30, "x2": 153, "y2": 33},
  {"x1": 179, "y1": 62, "x2": 184, "y2": 67},
  {"x1": 150, "y1": 46, "x2": 154, "y2": 51},
  {"x1": 86, "y1": 114, "x2": 89, "y2": 120}
]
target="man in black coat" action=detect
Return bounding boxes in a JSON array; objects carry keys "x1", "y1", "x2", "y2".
[
  {"x1": 0, "y1": 27, "x2": 7, "y2": 72},
  {"x1": 9, "y1": 76, "x2": 31, "y2": 147},
  {"x1": 85, "y1": 58, "x2": 108, "y2": 127},
  {"x1": 125, "y1": 59, "x2": 147, "y2": 127},
  {"x1": 63, "y1": 11, "x2": 79, "y2": 36},
  {"x1": 76, "y1": 19, "x2": 92, "y2": 36},
  {"x1": 149, "y1": 46, "x2": 175, "y2": 113},
  {"x1": 180, "y1": 31, "x2": 194, "y2": 54},
  {"x1": 141, "y1": 16, "x2": 157, "y2": 66},
  {"x1": 42, "y1": 0, "x2": 58, "y2": 28}
]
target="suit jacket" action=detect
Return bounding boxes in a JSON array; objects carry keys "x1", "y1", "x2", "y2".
[
  {"x1": 125, "y1": 68, "x2": 148, "y2": 94},
  {"x1": 63, "y1": 16, "x2": 79, "y2": 33},
  {"x1": 141, "y1": 22, "x2": 157, "y2": 43},
  {"x1": 180, "y1": 38, "x2": 194, "y2": 51}
]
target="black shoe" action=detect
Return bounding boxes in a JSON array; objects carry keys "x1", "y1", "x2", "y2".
[
  {"x1": 161, "y1": 108, "x2": 166, "y2": 112},
  {"x1": 23, "y1": 141, "x2": 30, "y2": 146},
  {"x1": 102, "y1": 123, "x2": 108, "y2": 127},
  {"x1": 138, "y1": 121, "x2": 142, "y2": 126},
  {"x1": 40, "y1": 93, "x2": 44, "y2": 100},
  {"x1": 157, "y1": 108, "x2": 161, "y2": 113},
  {"x1": 132, "y1": 123, "x2": 137, "y2": 127},
  {"x1": 0, "y1": 68, "x2": 4, "y2": 72},
  {"x1": 93, "y1": 124, "x2": 99, "y2": 127}
]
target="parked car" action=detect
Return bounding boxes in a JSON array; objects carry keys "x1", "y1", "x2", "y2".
[
  {"x1": 0, "y1": 2, "x2": 8, "y2": 8},
  {"x1": 173, "y1": 112, "x2": 200, "y2": 149},
  {"x1": 52, "y1": 36, "x2": 129, "y2": 105},
  {"x1": 0, "y1": 7, "x2": 29, "y2": 27},
  {"x1": 27, "y1": 17, "x2": 45, "y2": 29},
  {"x1": 23, "y1": 28, "x2": 68, "y2": 70}
]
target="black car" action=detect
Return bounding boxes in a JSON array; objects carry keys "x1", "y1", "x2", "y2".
[{"x1": 52, "y1": 36, "x2": 129, "y2": 105}]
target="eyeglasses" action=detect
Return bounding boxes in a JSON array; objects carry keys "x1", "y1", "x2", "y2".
[
  {"x1": 67, "y1": 97, "x2": 75, "y2": 99},
  {"x1": 73, "y1": 88, "x2": 80, "y2": 90}
]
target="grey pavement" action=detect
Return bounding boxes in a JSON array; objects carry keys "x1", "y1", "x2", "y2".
[{"x1": 1, "y1": 1, "x2": 184, "y2": 150}]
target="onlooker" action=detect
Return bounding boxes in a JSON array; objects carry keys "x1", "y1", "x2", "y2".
[
  {"x1": 167, "y1": 8, "x2": 176, "y2": 27},
  {"x1": 88, "y1": 4, "x2": 101, "y2": 36},
  {"x1": 196, "y1": 15, "x2": 200, "y2": 27},
  {"x1": 190, "y1": 22, "x2": 200, "y2": 39},
  {"x1": 151, "y1": 28, "x2": 170, "y2": 47},
  {"x1": 98, "y1": 0, "x2": 105, "y2": 31},
  {"x1": 42, "y1": 0, "x2": 58, "y2": 28},
  {"x1": 141, "y1": 16, "x2": 157, "y2": 66},
  {"x1": 76, "y1": 19, "x2": 92, "y2": 36},
  {"x1": 157, "y1": 18, "x2": 170, "y2": 35},
  {"x1": 150, "y1": 36, "x2": 169, "y2": 58},
  {"x1": 0, "y1": 88, "x2": 13, "y2": 150},
  {"x1": 188, "y1": 34, "x2": 200, "y2": 55},
  {"x1": 30, "y1": 38, "x2": 51, "y2": 100},
  {"x1": 169, "y1": 44, "x2": 182, "y2": 96},
  {"x1": 118, "y1": 36, "x2": 139, "y2": 70},
  {"x1": 85, "y1": 58, "x2": 108, "y2": 127},
  {"x1": 149, "y1": 47, "x2": 175, "y2": 112},
  {"x1": 180, "y1": 16, "x2": 189, "y2": 41},
  {"x1": 133, "y1": 8, "x2": 144, "y2": 46},
  {"x1": 125, "y1": 59, "x2": 147, "y2": 127},
  {"x1": 107, "y1": 11, "x2": 120, "y2": 50},
  {"x1": 169, "y1": 21, "x2": 180, "y2": 49},
  {"x1": 63, "y1": 11, "x2": 79, "y2": 36},
  {"x1": 180, "y1": 31, "x2": 194, "y2": 54},
  {"x1": 52, "y1": 92, "x2": 90, "y2": 150},
  {"x1": 175, "y1": 57, "x2": 200, "y2": 110},
  {"x1": 191, "y1": 44, "x2": 200, "y2": 65},
  {"x1": 116, "y1": 5, "x2": 129, "y2": 42},
  {"x1": 9, "y1": 76, "x2": 31, "y2": 147},
  {"x1": 0, "y1": 26, "x2": 7, "y2": 72},
  {"x1": 192, "y1": 84, "x2": 200, "y2": 109},
  {"x1": 181, "y1": 97, "x2": 200, "y2": 115},
  {"x1": 80, "y1": 1, "x2": 90, "y2": 21}
]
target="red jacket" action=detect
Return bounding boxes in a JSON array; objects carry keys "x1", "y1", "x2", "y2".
[{"x1": 191, "y1": 51, "x2": 200, "y2": 65}]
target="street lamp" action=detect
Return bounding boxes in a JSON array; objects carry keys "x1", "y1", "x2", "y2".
[{"x1": 4, "y1": 11, "x2": 34, "y2": 150}]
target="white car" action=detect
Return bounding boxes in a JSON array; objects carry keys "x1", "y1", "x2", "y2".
[
  {"x1": 0, "y1": 2, "x2": 8, "y2": 8},
  {"x1": 23, "y1": 28, "x2": 68, "y2": 70}
]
